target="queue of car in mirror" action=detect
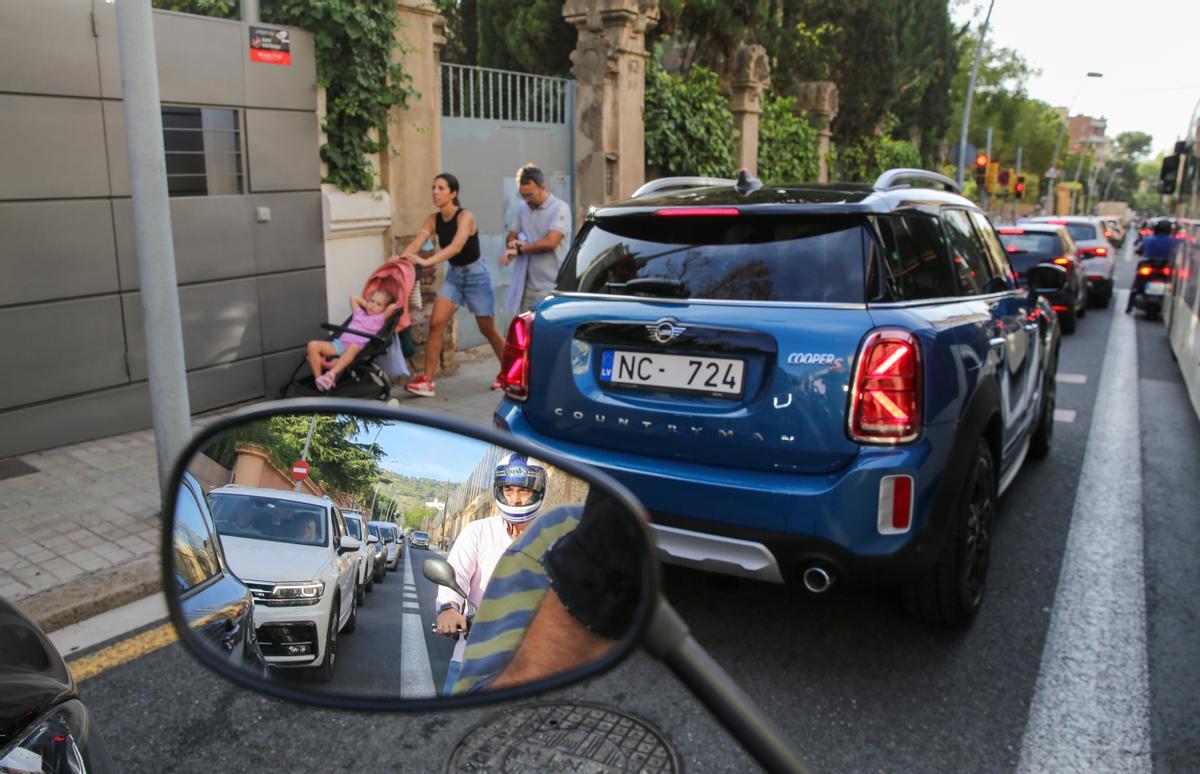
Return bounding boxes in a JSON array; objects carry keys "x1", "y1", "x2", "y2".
[{"x1": 163, "y1": 402, "x2": 811, "y2": 773}]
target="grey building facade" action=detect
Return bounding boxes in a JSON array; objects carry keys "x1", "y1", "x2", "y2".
[{"x1": 0, "y1": 1, "x2": 325, "y2": 457}]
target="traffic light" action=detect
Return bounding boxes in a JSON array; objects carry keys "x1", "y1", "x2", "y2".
[
  {"x1": 1015, "y1": 175, "x2": 1026, "y2": 199},
  {"x1": 985, "y1": 162, "x2": 999, "y2": 193},
  {"x1": 974, "y1": 153, "x2": 989, "y2": 190},
  {"x1": 1160, "y1": 154, "x2": 1180, "y2": 195}
]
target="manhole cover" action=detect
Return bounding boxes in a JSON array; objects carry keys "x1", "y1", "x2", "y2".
[{"x1": 447, "y1": 700, "x2": 681, "y2": 773}]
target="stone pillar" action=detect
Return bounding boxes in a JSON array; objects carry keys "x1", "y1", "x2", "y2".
[
  {"x1": 792, "y1": 82, "x2": 839, "y2": 183},
  {"x1": 564, "y1": 0, "x2": 659, "y2": 224},
  {"x1": 725, "y1": 45, "x2": 770, "y2": 175}
]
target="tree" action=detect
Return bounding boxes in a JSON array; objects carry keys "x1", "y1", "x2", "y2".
[
  {"x1": 644, "y1": 58, "x2": 737, "y2": 178},
  {"x1": 475, "y1": 0, "x2": 576, "y2": 76},
  {"x1": 436, "y1": 0, "x2": 478, "y2": 66},
  {"x1": 205, "y1": 415, "x2": 387, "y2": 502}
]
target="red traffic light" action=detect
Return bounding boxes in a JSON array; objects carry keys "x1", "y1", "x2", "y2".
[
  {"x1": 974, "y1": 153, "x2": 989, "y2": 168},
  {"x1": 1015, "y1": 181, "x2": 1025, "y2": 193}
]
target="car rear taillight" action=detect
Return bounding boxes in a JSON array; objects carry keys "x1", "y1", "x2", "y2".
[
  {"x1": 1052, "y1": 256, "x2": 1071, "y2": 266},
  {"x1": 877, "y1": 475, "x2": 914, "y2": 534},
  {"x1": 1079, "y1": 246, "x2": 1108, "y2": 258},
  {"x1": 1138, "y1": 266, "x2": 1153, "y2": 276},
  {"x1": 999, "y1": 228, "x2": 1025, "y2": 235},
  {"x1": 848, "y1": 330, "x2": 921, "y2": 444},
  {"x1": 499, "y1": 312, "x2": 534, "y2": 401},
  {"x1": 654, "y1": 208, "x2": 740, "y2": 217}
]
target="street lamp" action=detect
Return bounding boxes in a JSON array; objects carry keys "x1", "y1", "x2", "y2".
[{"x1": 1043, "y1": 72, "x2": 1103, "y2": 214}]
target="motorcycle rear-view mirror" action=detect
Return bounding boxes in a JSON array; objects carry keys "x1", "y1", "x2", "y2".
[
  {"x1": 162, "y1": 401, "x2": 657, "y2": 710},
  {"x1": 1026, "y1": 262, "x2": 1069, "y2": 296}
]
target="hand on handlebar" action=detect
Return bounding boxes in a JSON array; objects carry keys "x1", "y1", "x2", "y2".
[{"x1": 436, "y1": 609, "x2": 467, "y2": 639}]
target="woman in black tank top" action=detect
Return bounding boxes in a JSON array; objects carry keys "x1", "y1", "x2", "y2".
[{"x1": 392, "y1": 173, "x2": 507, "y2": 395}]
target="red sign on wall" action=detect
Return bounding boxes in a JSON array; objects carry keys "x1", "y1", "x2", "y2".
[{"x1": 250, "y1": 26, "x2": 291, "y2": 66}]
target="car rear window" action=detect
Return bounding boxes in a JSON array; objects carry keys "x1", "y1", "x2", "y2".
[
  {"x1": 999, "y1": 232, "x2": 1060, "y2": 256},
  {"x1": 559, "y1": 215, "x2": 867, "y2": 303},
  {"x1": 1063, "y1": 223, "x2": 1097, "y2": 242}
]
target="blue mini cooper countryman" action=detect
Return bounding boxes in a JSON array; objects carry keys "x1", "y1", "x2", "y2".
[{"x1": 495, "y1": 169, "x2": 1066, "y2": 627}]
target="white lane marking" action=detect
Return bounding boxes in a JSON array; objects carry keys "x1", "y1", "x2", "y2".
[
  {"x1": 1018, "y1": 289, "x2": 1151, "y2": 772},
  {"x1": 1053, "y1": 409, "x2": 1077, "y2": 423},
  {"x1": 402, "y1": 601, "x2": 420, "y2": 610},
  {"x1": 399, "y1": 551, "x2": 436, "y2": 699},
  {"x1": 48, "y1": 593, "x2": 167, "y2": 655},
  {"x1": 1055, "y1": 373, "x2": 1087, "y2": 384}
]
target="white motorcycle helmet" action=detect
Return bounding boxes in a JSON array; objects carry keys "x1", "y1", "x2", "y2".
[{"x1": 493, "y1": 453, "x2": 547, "y2": 523}]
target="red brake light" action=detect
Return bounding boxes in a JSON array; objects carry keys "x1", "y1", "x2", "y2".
[
  {"x1": 499, "y1": 312, "x2": 534, "y2": 401},
  {"x1": 1162, "y1": 266, "x2": 1172, "y2": 277},
  {"x1": 1138, "y1": 266, "x2": 1152, "y2": 276},
  {"x1": 1052, "y1": 257, "x2": 1071, "y2": 266},
  {"x1": 999, "y1": 228, "x2": 1024, "y2": 234},
  {"x1": 654, "y1": 208, "x2": 740, "y2": 217},
  {"x1": 1094, "y1": 247, "x2": 1107, "y2": 256},
  {"x1": 1140, "y1": 229, "x2": 1152, "y2": 236},
  {"x1": 1047, "y1": 219, "x2": 1068, "y2": 224},
  {"x1": 849, "y1": 330, "x2": 921, "y2": 444}
]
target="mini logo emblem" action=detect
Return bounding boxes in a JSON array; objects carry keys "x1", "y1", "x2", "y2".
[{"x1": 646, "y1": 319, "x2": 687, "y2": 344}]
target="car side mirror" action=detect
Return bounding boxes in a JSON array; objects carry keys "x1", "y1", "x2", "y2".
[
  {"x1": 423, "y1": 557, "x2": 468, "y2": 600},
  {"x1": 1026, "y1": 263, "x2": 1068, "y2": 296},
  {"x1": 367, "y1": 535, "x2": 379, "y2": 544},
  {"x1": 339, "y1": 535, "x2": 361, "y2": 553}
]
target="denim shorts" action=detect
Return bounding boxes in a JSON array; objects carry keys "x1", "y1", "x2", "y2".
[{"x1": 438, "y1": 259, "x2": 495, "y2": 317}]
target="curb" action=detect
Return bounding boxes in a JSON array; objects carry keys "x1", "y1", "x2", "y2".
[{"x1": 15, "y1": 554, "x2": 160, "y2": 634}]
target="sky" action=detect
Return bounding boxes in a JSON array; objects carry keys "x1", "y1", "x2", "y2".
[
  {"x1": 353, "y1": 421, "x2": 493, "y2": 483},
  {"x1": 953, "y1": 0, "x2": 1200, "y2": 158}
]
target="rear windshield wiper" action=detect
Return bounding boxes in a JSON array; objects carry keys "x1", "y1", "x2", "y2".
[{"x1": 604, "y1": 277, "x2": 690, "y2": 298}]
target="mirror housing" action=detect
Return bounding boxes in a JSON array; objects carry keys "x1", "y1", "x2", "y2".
[
  {"x1": 338, "y1": 535, "x2": 361, "y2": 553},
  {"x1": 1026, "y1": 263, "x2": 1069, "y2": 296},
  {"x1": 161, "y1": 399, "x2": 657, "y2": 712},
  {"x1": 367, "y1": 534, "x2": 379, "y2": 544},
  {"x1": 423, "y1": 558, "x2": 467, "y2": 599}
]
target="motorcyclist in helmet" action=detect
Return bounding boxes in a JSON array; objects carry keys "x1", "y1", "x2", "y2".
[
  {"x1": 433, "y1": 452, "x2": 546, "y2": 695},
  {"x1": 1127, "y1": 219, "x2": 1180, "y2": 312}
]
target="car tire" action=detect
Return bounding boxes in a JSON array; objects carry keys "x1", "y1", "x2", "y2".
[
  {"x1": 313, "y1": 599, "x2": 338, "y2": 682},
  {"x1": 365, "y1": 570, "x2": 374, "y2": 593},
  {"x1": 902, "y1": 439, "x2": 996, "y2": 628},
  {"x1": 344, "y1": 590, "x2": 358, "y2": 634},
  {"x1": 355, "y1": 578, "x2": 365, "y2": 607},
  {"x1": 375, "y1": 563, "x2": 386, "y2": 583},
  {"x1": 1076, "y1": 297, "x2": 1086, "y2": 318},
  {"x1": 1029, "y1": 348, "x2": 1057, "y2": 459},
  {"x1": 1059, "y1": 306, "x2": 1076, "y2": 334}
]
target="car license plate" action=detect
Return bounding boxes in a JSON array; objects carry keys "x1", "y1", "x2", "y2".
[
  {"x1": 600, "y1": 350, "x2": 745, "y2": 397},
  {"x1": 1145, "y1": 281, "x2": 1167, "y2": 296}
]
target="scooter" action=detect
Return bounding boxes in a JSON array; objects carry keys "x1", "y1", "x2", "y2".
[
  {"x1": 160, "y1": 401, "x2": 814, "y2": 773},
  {"x1": 1129, "y1": 258, "x2": 1171, "y2": 319}
]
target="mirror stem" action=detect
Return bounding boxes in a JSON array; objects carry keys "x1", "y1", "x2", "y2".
[{"x1": 642, "y1": 599, "x2": 812, "y2": 774}]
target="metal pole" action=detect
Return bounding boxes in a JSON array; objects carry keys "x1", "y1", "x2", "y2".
[
  {"x1": 1014, "y1": 146, "x2": 1023, "y2": 223},
  {"x1": 241, "y1": 0, "x2": 260, "y2": 24},
  {"x1": 956, "y1": 0, "x2": 995, "y2": 189},
  {"x1": 295, "y1": 414, "x2": 317, "y2": 492},
  {"x1": 115, "y1": 0, "x2": 192, "y2": 494},
  {"x1": 983, "y1": 126, "x2": 994, "y2": 212}
]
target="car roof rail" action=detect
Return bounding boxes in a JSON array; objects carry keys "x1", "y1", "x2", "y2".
[
  {"x1": 631, "y1": 176, "x2": 736, "y2": 198},
  {"x1": 874, "y1": 168, "x2": 960, "y2": 194}
]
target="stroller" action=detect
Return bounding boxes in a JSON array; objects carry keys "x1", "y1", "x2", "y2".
[{"x1": 279, "y1": 260, "x2": 419, "y2": 400}]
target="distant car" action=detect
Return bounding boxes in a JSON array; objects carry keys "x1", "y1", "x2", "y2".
[
  {"x1": 340, "y1": 511, "x2": 376, "y2": 602},
  {"x1": 997, "y1": 224, "x2": 1088, "y2": 333},
  {"x1": 1100, "y1": 216, "x2": 1125, "y2": 247},
  {"x1": 208, "y1": 486, "x2": 361, "y2": 682},
  {"x1": 365, "y1": 522, "x2": 387, "y2": 583},
  {"x1": 1022, "y1": 216, "x2": 1114, "y2": 307},
  {"x1": 369, "y1": 521, "x2": 400, "y2": 571},
  {"x1": 0, "y1": 598, "x2": 115, "y2": 773},
  {"x1": 172, "y1": 473, "x2": 263, "y2": 671},
  {"x1": 410, "y1": 530, "x2": 431, "y2": 549}
]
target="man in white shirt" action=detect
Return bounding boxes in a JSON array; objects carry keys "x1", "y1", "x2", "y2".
[
  {"x1": 501, "y1": 164, "x2": 572, "y2": 316},
  {"x1": 433, "y1": 453, "x2": 547, "y2": 695}
]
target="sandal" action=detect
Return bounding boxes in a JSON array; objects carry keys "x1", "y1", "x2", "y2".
[{"x1": 316, "y1": 370, "x2": 337, "y2": 391}]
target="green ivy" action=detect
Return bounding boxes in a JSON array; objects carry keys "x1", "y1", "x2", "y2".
[
  {"x1": 830, "y1": 114, "x2": 921, "y2": 183},
  {"x1": 643, "y1": 58, "x2": 736, "y2": 179},
  {"x1": 153, "y1": 0, "x2": 417, "y2": 192},
  {"x1": 757, "y1": 93, "x2": 820, "y2": 184}
]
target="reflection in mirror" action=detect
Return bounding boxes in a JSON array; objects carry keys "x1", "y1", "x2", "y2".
[{"x1": 168, "y1": 412, "x2": 649, "y2": 703}]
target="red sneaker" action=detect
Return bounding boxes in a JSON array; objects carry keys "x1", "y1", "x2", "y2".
[{"x1": 405, "y1": 375, "x2": 436, "y2": 397}]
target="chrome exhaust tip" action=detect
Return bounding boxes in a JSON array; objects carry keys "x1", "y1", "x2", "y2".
[{"x1": 802, "y1": 565, "x2": 835, "y2": 594}]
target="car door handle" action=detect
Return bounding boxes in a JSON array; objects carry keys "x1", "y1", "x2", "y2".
[{"x1": 988, "y1": 337, "x2": 1007, "y2": 349}]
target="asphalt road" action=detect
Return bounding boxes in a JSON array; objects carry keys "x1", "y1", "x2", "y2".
[{"x1": 73, "y1": 240, "x2": 1200, "y2": 772}]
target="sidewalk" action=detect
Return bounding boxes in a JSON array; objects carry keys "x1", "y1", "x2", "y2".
[{"x1": 0, "y1": 345, "x2": 503, "y2": 631}]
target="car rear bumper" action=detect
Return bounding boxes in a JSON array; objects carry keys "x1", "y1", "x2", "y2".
[{"x1": 497, "y1": 402, "x2": 961, "y2": 584}]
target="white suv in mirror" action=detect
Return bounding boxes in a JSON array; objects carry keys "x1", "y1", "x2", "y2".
[
  {"x1": 208, "y1": 486, "x2": 360, "y2": 681},
  {"x1": 340, "y1": 511, "x2": 376, "y2": 603}
]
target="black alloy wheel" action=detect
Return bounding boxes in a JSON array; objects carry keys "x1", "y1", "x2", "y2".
[
  {"x1": 903, "y1": 439, "x2": 996, "y2": 627},
  {"x1": 1029, "y1": 351, "x2": 1057, "y2": 458},
  {"x1": 344, "y1": 589, "x2": 358, "y2": 634},
  {"x1": 365, "y1": 565, "x2": 375, "y2": 593},
  {"x1": 313, "y1": 599, "x2": 338, "y2": 682}
]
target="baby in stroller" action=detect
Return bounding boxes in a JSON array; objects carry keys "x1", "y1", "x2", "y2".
[
  {"x1": 281, "y1": 259, "x2": 418, "y2": 400},
  {"x1": 306, "y1": 290, "x2": 400, "y2": 391}
]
